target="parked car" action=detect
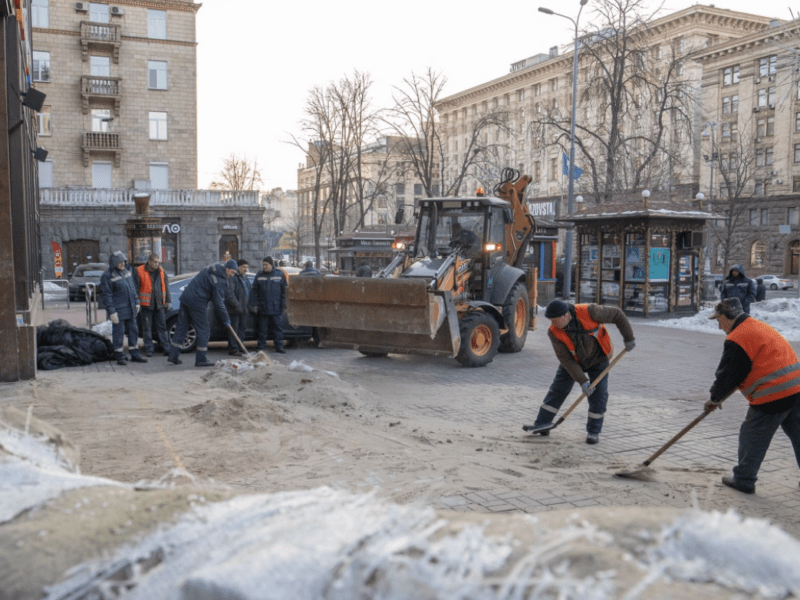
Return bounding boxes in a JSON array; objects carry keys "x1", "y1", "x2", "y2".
[
  {"x1": 759, "y1": 274, "x2": 795, "y2": 290},
  {"x1": 151, "y1": 266, "x2": 319, "y2": 353},
  {"x1": 68, "y1": 262, "x2": 107, "y2": 305}
]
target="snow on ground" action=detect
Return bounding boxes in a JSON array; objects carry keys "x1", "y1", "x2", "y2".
[{"x1": 648, "y1": 297, "x2": 800, "y2": 341}]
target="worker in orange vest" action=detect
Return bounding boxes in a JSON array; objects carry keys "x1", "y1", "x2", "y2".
[
  {"x1": 132, "y1": 252, "x2": 172, "y2": 357},
  {"x1": 531, "y1": 299, "x2": 636, "y2": 444},
  {"x1": 705, "y1": 297, "x2": 800, "y2": 494}
]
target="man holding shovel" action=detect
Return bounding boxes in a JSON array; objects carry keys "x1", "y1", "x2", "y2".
[
  {"x1": 530, "y1": 300, "x2": 636, "y2": 444},
  {"x1": 705, "y1": 297, "x2": 800, "y2": 494}
]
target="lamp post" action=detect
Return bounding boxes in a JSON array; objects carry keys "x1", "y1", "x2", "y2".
[
  {"x1": 700, "y1": 122, "x2": 727, "y2": 300},
  {"x1": 539, "y1": 0, "x2": 589, "y2": 299}
]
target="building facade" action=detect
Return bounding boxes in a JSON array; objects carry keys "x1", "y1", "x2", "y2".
[
  {"x1": 436, "y1": 6, "x2": 800, "y2": 279},
  {"x1": 32, "y1": 0, "x2": 199, "y2": 189}
]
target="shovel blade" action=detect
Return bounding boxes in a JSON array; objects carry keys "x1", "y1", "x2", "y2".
[{"x1": 522, "y1": 422, "x2": 556, "y2": 434}]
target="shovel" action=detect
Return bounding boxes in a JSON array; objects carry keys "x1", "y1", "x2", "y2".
[
  {"x1": 227, "y1": 324, "x2": 252, "y2": 360},
  {"x1": 522, "y1": 349, "x2": 627, "y2": 435},
  {"x1": 615, "y1": 407, "x2": 713, "y2": 480}
]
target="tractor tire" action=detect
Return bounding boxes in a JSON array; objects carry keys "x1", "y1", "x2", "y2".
[
  {"x1": 499, "y1": 282, "x2": 529, "y2": 353},
  {"x1": 456, "y1": 311, "x2": 500, "y2": 367}
]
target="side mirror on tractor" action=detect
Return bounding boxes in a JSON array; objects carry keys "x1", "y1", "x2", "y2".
[{"x1": 394, "y1": 206, "x2": 405, "y2": 225}]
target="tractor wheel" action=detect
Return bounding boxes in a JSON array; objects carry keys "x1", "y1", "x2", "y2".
[
  {"x1": 456, "y1": 311, "x2": 500, "y2": 367},
  {"x1": 499, "y1": 282, "x2": 530, "y2": 353}
]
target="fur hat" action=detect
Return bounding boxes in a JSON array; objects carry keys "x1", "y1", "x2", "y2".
[
  {"x1": 708, "y1": 297, "x2": 744, "y2": 320},
  {"x1": 544, "y1": 299, "x2": 570, "y2": 319}
]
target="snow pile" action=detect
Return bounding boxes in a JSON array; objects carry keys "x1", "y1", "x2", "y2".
[
  {"x1": 652, "y1": 509, "x2": 800, "y2": 598},
  {"x1": 649, "y1": 297, "x2": 800, "y2": 341}
]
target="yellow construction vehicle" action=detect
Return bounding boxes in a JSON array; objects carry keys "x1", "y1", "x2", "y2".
[{"x1": 286, "y1": 168, "x2": 538, "y2": 367}]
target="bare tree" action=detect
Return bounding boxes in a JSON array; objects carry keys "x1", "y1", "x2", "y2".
[
  {"x1": 531, "y1": 0, "x2": 694, "y2": 203},
  {"x1": 209, "y1": 153, "x2": 263, "y2": 191},
  {"x1": 385, "y1": 68, "x2": 511, "y2": 198}
]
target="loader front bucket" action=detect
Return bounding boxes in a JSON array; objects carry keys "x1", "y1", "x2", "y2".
[{"x1": 286, "y1": 277, "x2": 461, "y2": 357}]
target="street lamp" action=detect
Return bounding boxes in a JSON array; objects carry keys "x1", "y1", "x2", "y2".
[{"x1": 539, "y1": 0, "x2": 589, "y2": 299}]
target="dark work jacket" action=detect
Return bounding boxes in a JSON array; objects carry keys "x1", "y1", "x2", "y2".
[
  {"x1": 225, "y1": 273, "x2": 248, "y2": 315},
  {"x1": 547, "y1": 304, "x2": 635, "y2": 386},
  {"x1": 355, "y1": 263, "x2": 373, "y2": 278},
  {"x1": 181, "y1": 263, "x2": 231, "y2": 327},
  {"x1": 99, "y1": 251, "x2": 139, "y2": 320},
  {"x1": 250, "y1": 267, "x2": 287, "y2": 315},
  {"x1": 719, "y1": 263, "x2": 757, "y2": 314},
  {"x1": 710, "y1": 313, "x2": 800, "y2": 414}
]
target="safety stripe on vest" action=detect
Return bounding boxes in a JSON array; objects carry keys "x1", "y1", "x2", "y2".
[{"x1": 743, "y1": 362, "x2": 800, "y2": 398}]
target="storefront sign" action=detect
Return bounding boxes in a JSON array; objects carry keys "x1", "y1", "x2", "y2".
[
  {"x1": 222, "y1": 224, "x2": 239, "y2": 230},
  {"x1": 162, "y1": 223, "x2": 181, "y2": 234},
  {"x1": 51, "y1": 241, "x2": 63, "y2": 278},
  {"x1": 529, "y1": 201, "x2": 556, "y2": 218}
]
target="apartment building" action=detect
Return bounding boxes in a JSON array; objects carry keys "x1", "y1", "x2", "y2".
[
  {"x1": 694, "y1": 20, "x2": 800, "y2": 276},
  {"x1": 296, "y1": 136, "x2": 430, "y2": 260},
  {"x1": 436, "y1": 6, "x2": 800, "y2": 278},
  {"x1": 34, "y1": 1, "x2": 269, "y2": 277}
]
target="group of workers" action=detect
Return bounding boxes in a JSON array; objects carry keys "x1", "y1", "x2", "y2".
[
  {"x1": 536, "y1": 295, "x2": 800, "y2": 496},
  {"x1": 99, "y1": 253, "x2": 315, "y2": 368}
]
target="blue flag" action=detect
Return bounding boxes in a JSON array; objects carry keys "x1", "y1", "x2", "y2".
[{"x1": 562, "y1": 152, "x2": 583, "y2": 180}]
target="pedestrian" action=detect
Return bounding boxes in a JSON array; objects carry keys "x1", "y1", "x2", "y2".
[
  {"x1": 755, "y1": 278, "x2": 767, "y2": 302},
  {"x1": 238, "y1": 258, "x2": 252, "y2": 343},
  {"x1": 299, "y1": 260, "x2": 321, "y2": 276},
  {"x1": 132, "y1": 252, "x2": 171, "y2": 357},
  {"x1": 225, "y1": 259, "x2": 249, "y2": 356},
  {"x1": 249, "y1": 256, "x2": 287, "y2": 354},
  {"x1": 530, "y1": 299, "x2": 636, "y2": 444},
  {"x1": 705, "y1": 297, "x2": 800, "y2": 494},
  {"x1": 168, "y1": 260, "x2": 237, "y2": 367},
  {"x1": 355, "y1": 260, "x2": 373, "y2": 278},
  {"x1": 100, "y1": 251, "x2": 147, "y2": 366},
  {"x1": 719, "y1": 263, "x2": 756, "y2": 314}
]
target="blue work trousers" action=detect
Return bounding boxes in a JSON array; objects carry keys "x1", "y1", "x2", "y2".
[
  {"x1": 733, "y1": 402, "x2": 800, "y2": 487},
  {"x1": 170, "y1": 302, "x2": 210, "y2": 360},
  {"x1": 533, "y1": 360, "x2": 610, "y2": 434},
  {"x1": 112, "y1": 316, "x2": 140, "y2": 359},
  {"x1": 256, "y1": 313, "x2": 283, "y2": 351},
  {"x1": 140, "y1": 308, "x2": 169, "y2": 352}
]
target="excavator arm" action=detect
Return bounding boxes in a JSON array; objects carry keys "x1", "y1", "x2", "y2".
[{"x1": 495, "y1": 171, "x2": 535, "y2": 268}]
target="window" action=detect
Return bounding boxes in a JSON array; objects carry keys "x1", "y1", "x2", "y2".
[
  {"x1": 758, "y1": 88, "x2": 767, "y2": 107},
  {"x1": 90, "y1": 56, "x2": 110, "y2": 77},
  {"x1": 148, "y1": 61, "x2": 167, "y2": 90},
  {"x1": 723, "y1": 65, "x2": 739, "y2": 85},
  {"x1": 676, "y1": 37, "x2": 685, "y2": 53},
  {"x1": 654, "y1": 44, "x2": 663, "y2": 60},
  {"x1": 768, "y1": 86, "x2": 777, "y2": 106},
  {"x1": 37, "y1": 106, "x2": 51, "y2": 136},
  {"x1": 91, "y1": 108, "x2": 111, "y2": 132},
  {"x1": 789, "y1": 207, "x2": 799, "y2": 225},
  {"x1": 38, "y1": 160, "x2": 53, "y2": 188},
  {"x1": 534, "y1": 161, "x2": 541, "y2": 182},
  {"x1": 549, "y1": 157, "x2": 558, "y2": 180},
  {"x1": 550, "y1": 78, "x2": 558, "y2": 91},
  {"x1": 758, "y1": 55, "x2": 777, "y2": 77},
  {"x1": 676, "y1": 62, "x2": 684, "y2": 77},
  {"x1": 755, "y1": 180, "x2": 765, "y2": 196},
  {"x1": 750, "y1": 241, "x2": 766, "y2": 267},
  {"x1": 756, "y1": 147, "x2": 774, "y2": 167},
  {"x1": 533, "y1": 83, "x2": 541, "y2": 97},
  {"x1": 722, "y1": 96, "x2": 730, "y2": 114},
  {"x1": 750, "y1": 209, "x2": 759, "y2": 226},
  {"x1": 795, "y1": 144, "x2": 800, "y2": 163},
  {"x1": 147, "y1": 10, "x2": 167, "y2": 39},
  {"x1": 89, "y1": 2, "x2": 109, "y2": 23},
  {"x1": 32, "y1": 0, "x2": 48, "y2": 28},
  {"x1": 92, "y1": 161, "x2": 112, "y2": 188},
  {"x1": 730, "y1": 94, "x2": 739, "y2": 113},
  {"x1": 413, "y1": 184, "x2": 422, "y2": 196},
  {"x1": 394, "y1": 183, "x2": 405, "y2": 196},
  {"x1": 148, "y1": 111, "x2": 167, "y2": 140},
  {"x1": 32, "y1": 51, "x2": 50, "y2": 82},
  {"x1": 150, "y1": 163, "x2": 169, "y2": 190},
  {"x1": 794, "y1": 176, "x2": 800, "y2": 192},
  {"x1": 517, "y1": 89, "x2": 525, "y2": 102},
  {"x1": 796, "y1": 113, "x2": 800, "y2": 132},
  {"x1": 761, "y1": 209, "x2": 769, "y2": 225}
]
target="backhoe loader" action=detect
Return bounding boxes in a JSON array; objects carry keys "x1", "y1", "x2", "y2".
[{"x1": 286, "y1": 169, "x2": 538, "y2": 367}]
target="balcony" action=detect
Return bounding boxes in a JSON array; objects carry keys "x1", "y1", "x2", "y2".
[
  {"x1": 80, "y1": 21, "x2": 121, "y2": 63},
  {"x1": 81, "y1": 76, "x2": 122, "y2": 116},
  {"x1": 82, "y1": 132, "x2": 121, "y2": 167}
]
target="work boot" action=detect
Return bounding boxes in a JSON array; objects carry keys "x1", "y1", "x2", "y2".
[
  {"x1": 144, "y1": 349, "x2": 154, "y2": 357},
  {"x1": 167, "y1": 356, "x2": 183, "y2": 365},
  {"x1": 275, "y1": 347, "x2": 286, "y2": 354},
  {"x1": 195, "y1": 351, "x2": 215, "y2": 368},
  {"x1": 586, "y1": 433, "x2": 599, "y2": 445},
  {"x1": 130, "y1": 353, "x2": 148, "y2": 363},
  {"x1": 722, "y1": 476, "x2": 755, "y2": 494},
  {"x1": 116, "y1": 357, "x2": 127, "y2": 366},
  {"x1": 538, "y1": 429, "x2": 550, "y2": 436}
]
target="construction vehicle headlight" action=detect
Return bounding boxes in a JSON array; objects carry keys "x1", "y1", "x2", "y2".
[
  {"x1": 484, "y1": 243, "x2": 501, "y2": 252},
  {"x1": 393, "y1": 241, "x2": 406, "y2": 251}
]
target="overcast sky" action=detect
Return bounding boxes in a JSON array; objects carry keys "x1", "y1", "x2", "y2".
[{"x1": 195, "y1": 0, "x2": 793, "y2": 192}]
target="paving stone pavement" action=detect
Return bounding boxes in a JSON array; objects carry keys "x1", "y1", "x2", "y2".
[{"x1": 38, "y1": 305, "x2": 800, "y2": 537}]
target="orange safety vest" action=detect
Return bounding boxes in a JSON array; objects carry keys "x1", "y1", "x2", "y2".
[
  {"x1": 549, "y1": 304, "x2": 612, "y2": 361},
  {"x1": 136, "y1": 264, "x2": 166, "y2": 307},
  {"x1": 727, "y1": 318, "x2": 800, "y2": 405}
]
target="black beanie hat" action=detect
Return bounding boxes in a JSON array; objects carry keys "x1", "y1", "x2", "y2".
[
  {"x1": 263, "y1": 256, "x2": 274, "y2": 266},
  {"x1": 544, "y1": 299, "x2": 570, "y2": 319}
]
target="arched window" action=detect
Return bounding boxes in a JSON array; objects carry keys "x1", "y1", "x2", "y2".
[{"x1": 750, "y1": 240, "x2": 766, "y2": 268}]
